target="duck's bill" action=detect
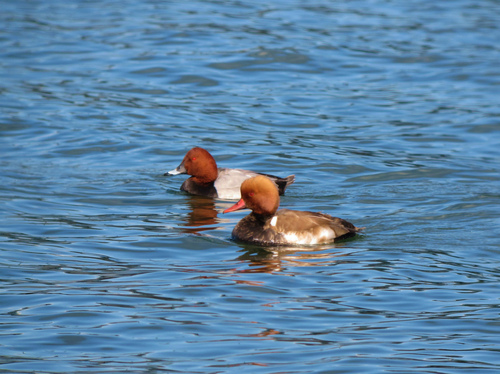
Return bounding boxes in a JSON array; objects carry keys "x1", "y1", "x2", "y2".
[
  {"x1": 164, "y1": 169, "x2": 182, "y2": 176},
  {"x1": 164, "y1": 163, "x2": 187, "y2": 176},
  {"x1": 223, "y1": 198, "x2": 246, "y2": 213}
]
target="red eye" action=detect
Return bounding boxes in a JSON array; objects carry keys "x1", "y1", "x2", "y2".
[
  {"x1": 249, "y1": 192, "x2": 254, "y2": 197},
  {"x1": 192, "y1": 157, "x2": 196, "y2": 161}
]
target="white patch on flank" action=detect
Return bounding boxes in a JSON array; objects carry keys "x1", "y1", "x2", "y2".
[
  {"x1": 270, "y1": 216, "x2": 278, "y2": 226},
  {"x1": 319, "y1": 228, "x2": 335, "y2": 241},
  {"x1": 282, "y1": 228, "x2": 335, "y2": 245},
  {"x1": 283, "y1": 232, "x2": 317, "y2": 245},
  {"x1": 215, "y1": 187, "x2": 241, "y2": 200},
  {"x1": 214, "y1": 168, "x2": 259, "y2": 200}
]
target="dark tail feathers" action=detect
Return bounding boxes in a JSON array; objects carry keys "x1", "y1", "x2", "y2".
[{"x1": 260, "y1": 173, "x2": 295, "y2": 195}]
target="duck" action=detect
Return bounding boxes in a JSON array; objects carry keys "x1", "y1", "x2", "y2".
[
  {"x1": 223, "y1": 175, "x2": 362, "y2": 246},
  {"x1": 165, "y1": 147, "x2": 295, "y2": 199}
]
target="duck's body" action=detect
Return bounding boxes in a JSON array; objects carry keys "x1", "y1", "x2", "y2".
[
  {"x1": 231, "y1": 209, "x2": 360, "y2": 246},
  {"x1": 166, "y1": 147, "x2": 295, "y2": 199},
  {"x1": 224, "y1": 175, "x2": 362, "y2": 246}
]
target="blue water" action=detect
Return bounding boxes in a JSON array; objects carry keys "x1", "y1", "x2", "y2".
[{"x1": 1, "y1": 0, "x2": 500, "y2": 373}]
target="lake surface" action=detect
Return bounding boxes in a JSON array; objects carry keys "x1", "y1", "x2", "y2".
[{"x1": 1, "y1": 0, "x2": 500, "y2": 373}]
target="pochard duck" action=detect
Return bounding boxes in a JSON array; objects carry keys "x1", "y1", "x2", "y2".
[
  {"x1": 165, "y1": 147, "x2": 295, "y2": 199},
  {"x1": 223, "y1": 175, "x2": 362, "y2": 246}
]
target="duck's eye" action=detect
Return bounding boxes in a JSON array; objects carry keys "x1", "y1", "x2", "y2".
[
  {"x1": 192, "y1": 157, "x2": 197, "y2": 161},
  {"x1": 249, "y1": 192, "x2": 254, "y2": 197}
]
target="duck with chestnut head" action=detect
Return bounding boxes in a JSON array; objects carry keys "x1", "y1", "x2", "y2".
[{"x1": 166, "y1": 147, "x2": 295, "y2": 199}]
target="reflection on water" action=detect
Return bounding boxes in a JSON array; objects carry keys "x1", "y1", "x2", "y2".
[
  {"x1": 234, "y1": 244, "x2": 355, "y2": 274},
  {"x1": 177, "y1": 195, "x2": 220, "y2": 234}
]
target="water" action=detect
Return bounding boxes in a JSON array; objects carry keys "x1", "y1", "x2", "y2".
[{"x1": 1, "y1": 0, "x2": 500, "y2": 372}]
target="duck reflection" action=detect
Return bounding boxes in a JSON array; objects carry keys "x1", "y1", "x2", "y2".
[
  {"x1": 178, "y1": 195, "x2": 221, "y2": 234},
  {"x1": 234, "y1": 243, "x2": 354, "y2": 274},
  {"x1": 237, "y1": 328, "x2": 281, "y2": 339}
]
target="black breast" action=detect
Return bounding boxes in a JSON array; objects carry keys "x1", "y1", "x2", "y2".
[
  {"x1": 231, "y1": 213, "x2": 283, "y2": 246},
  {"x1": 181, "y1": 178, "x2": 218, "y2": 198}
]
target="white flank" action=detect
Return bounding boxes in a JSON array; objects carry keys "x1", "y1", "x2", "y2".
[
  {"x1": 270, "y1": 216, "x2": 278, "y2": 226},
  {"x1": 215, "y1": 188, "x2": 242, "y2": 200},
  {"x1": 283, "y1": 228, "x2": 335, "y2": 245},
  {"x1": 214, "y1": 168, "x2": 259, "y2": 199}
]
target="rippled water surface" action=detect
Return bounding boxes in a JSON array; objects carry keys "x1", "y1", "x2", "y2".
[{"x1": 1, "y1": 0, "x2": 500, "y2": 373}]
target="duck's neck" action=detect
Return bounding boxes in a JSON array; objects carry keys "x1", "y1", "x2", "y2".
[
  {"x1": 192, "y1": 175, "x2": 216, "y2": 185},
  {"x1": 251, "y1": 212, "x2": 273, "y2": 224}
]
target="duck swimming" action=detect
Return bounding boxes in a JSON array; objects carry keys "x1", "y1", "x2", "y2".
[
  {"x1": 223, "y1": 175, "x2": 362, "y2": 246},
  {"x1": 165, "y1": 147, "x2": 295, "y2": 199}
]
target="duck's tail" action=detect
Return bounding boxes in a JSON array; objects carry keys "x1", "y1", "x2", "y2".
[{"x1": 275, "y1": 174, "x2": 295, "y2": 195}]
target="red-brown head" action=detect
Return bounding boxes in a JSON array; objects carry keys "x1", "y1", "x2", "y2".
[
  {"x1": 223, "y1": 175, "x2": 280, "y2": 216},
  {"x1": 175, "y1": 147, "x2": 218, "y2": 184}
]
